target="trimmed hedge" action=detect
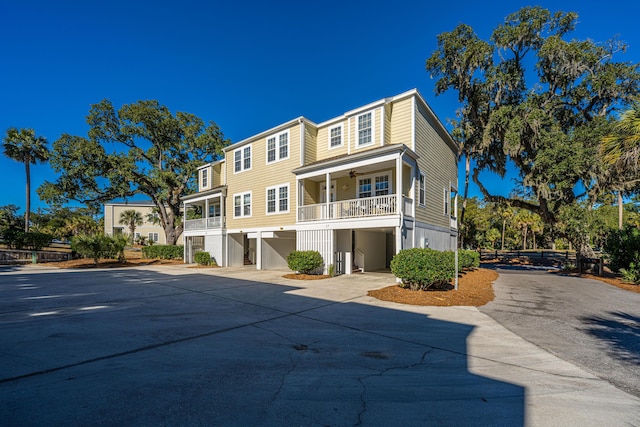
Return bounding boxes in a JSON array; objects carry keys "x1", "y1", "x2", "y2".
[
  {"x1": 142, "y1": 245, "x2": 184, "y2": 260},
  {"x1": 459, "y1": 250, "x2": 480, "y2": 270},
  {"x1": 4, "y1": 230, "x2": 53, "y2": 250},
  {"x1": 194, "y1": 251, "x2": 215, "y2": 266},
  {"x1": 391, "y1": 248, "x2": 456, "y2": 291},
  {"x1": 287, "y1": 250, "x2": 323, "y2": 274}
]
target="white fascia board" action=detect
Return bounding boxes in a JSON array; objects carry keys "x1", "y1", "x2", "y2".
[
  {"x1": 411, "y1": 89, "x2": 457, "y2": 152},
  {"x1": 226, "y1": 225, "x2": 294, "y2": 234},
  {"x1": 295, "y1": 216, "x2": 401, "y2": 230},
  {"x1": 182, "y1": 191, "x2": 225, "y2": 204},
  {"x1": 224, "y1": 116, "x2": 316, "y2": 152},
  {"x1": 197, "y1": 158, "x2": 225, "y2": 170},
  {"x1": 295, "y1": 152, "x2": 400, "y2": 180}
]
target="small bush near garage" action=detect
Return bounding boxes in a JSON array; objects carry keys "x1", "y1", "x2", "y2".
[
  {"x1": 142, "y1": 245, "x2": 184, "y2": 260},
  {"x1": 391, "y1": 248, "x2": 456, "y2": 291},
  {"x1": 287, "y1": 250, "x2": 323, "y2": 274},
  {"x1": 459, "y1": 250, "x2": 480, "y2": 270},
  {"x1": 194, "y1": 251, "x2": 216, "y2": 266}
]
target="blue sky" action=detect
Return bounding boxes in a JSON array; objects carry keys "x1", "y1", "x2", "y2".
[{"x1": 1, "y1": 0, "x2": 638, "y2": 213}]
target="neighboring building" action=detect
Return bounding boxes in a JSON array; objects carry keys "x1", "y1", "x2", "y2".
[
  {"x1": 104, "y1": 201, "x2": 182, "y2": 245},
  {"x1": 183, "y1": 89, "x2": 458, "y2": 273}
]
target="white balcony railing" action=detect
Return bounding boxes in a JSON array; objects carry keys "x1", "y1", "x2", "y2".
[
  {"x1": 185, "y1": 216, "x2": 223, "y2": 231},
  {"x1": 298, "y1": 194, "x2": 399, "y2": 222}
]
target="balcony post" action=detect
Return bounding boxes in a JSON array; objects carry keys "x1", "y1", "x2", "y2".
[
  {"x1": 325, "y1": 173, "x2": 330, "y2": 219},
  {"x1": 396, "y1": 154, "x2": 403, "y2": 253},
  {"x1": 205, "y1": 198, "x2": 209, "y2": 229}
]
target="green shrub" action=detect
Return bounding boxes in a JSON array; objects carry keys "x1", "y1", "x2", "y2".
[
  {"x1": 142, "y1": 245, "x2": 184, "y2": 260},
  {"x1": 72, "y1": 234, "x2": 119, "y2": 266},
  {"x1": 287, "y1": 250, "x2": 323, "y2": 274},
  {"x1": 620, "y1": 262, "x2": 640, "y2": 285},
  {"x1": 459, "y1": 250, "x2": 480, "y2": 270},
  {"x1": 4, "y1": 230, "x2": 53, "y2": 250},
  {"x1": 391, "y1": 248, "x2": 456, "y2": 291},
  {"x1": 604, "y1": 225, "x2": 640, "y2": 273},
  {"x1": 194, "y1": 251, "x2": 215, "y2": 266}
]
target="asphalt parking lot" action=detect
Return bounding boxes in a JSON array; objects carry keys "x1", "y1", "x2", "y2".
[{"x1": 1, "y1": 265, "x2": 639, "y2": 426}]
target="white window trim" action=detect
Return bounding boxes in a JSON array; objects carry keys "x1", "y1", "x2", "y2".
[
  {"x1": 265, "y1": 183, "x2": 290, "y2": 215},
  {"x1": 356, "y1": 111, "x2": 375, "y2": 148},
  {"x1": 233, "y1": 191, "x2": 252, "y2": 218},
  {"x1": 444, "y1": 187, "x2": 449, "y2": 216},
  {"x1": 200, "y1": 168, "x2": 209, "y2": 189},
  {"x1": 356, "y1": 170, "x2": 393, "y2": 199},
  {"x1": 418, "y1": 172, "x2": 426, "y2": 207},
  {"x1": 266, "y1": 130, "x2": 290, "y2": 164},
  {"x1": 233, "y1": 144, "x2": 252, "y2": 173},
  {"x1": 328, "y1": 123, "x2": 343, "y2": 150}
]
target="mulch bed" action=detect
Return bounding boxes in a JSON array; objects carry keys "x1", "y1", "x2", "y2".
[{"x1": 368, "y1": 268, "x2": 498, "y2": 307}]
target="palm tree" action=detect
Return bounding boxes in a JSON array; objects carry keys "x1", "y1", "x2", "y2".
[
  {"x1": 601, "y1": 104, "x2": 640, "y2": 229},
  {"x1": 2, "y1": 128, "x2": 49, "y2": 232},
  {"x1": 119, "y1": 209, "x2": 143, "y2": 245}
]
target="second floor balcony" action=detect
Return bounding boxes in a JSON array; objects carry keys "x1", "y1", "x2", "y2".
[
  {"x1": 298, "y1": 194, "x2": 414, "y2": 222},
  {"x1": 184, "y1": 216, "x2": 224, "y2": 231}
]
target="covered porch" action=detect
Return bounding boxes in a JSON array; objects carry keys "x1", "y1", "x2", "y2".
[
  {"x1": 182, "y1": 186, "x2": 227, "y2": 232},
  {"x1": 294, "y1": 145, "x2": 418, "y2": 224}
]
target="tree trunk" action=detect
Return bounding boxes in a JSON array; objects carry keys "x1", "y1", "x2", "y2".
[
  {"x1": 533, "y1": 232, "x2": 537, "y2": 250},
  {"x1": 522, "y1": 226, "x2": 528, "y2": 250},
  {"x1": 24, "y1": 161, "x2": 31, "y2": 232},
  {"x1": 618, "y1": 191, "x2": 623, "y2": 230},
  {"x1": 501, "y1": 219, "x2": 506, "y2": 251}
]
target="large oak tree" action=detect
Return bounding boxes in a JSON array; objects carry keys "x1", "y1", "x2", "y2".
[
  {"x1": 39, "y1": 100, "x2": 229, "y2": 245},
  {"x1": 426, "y1": 6, "x2": 640, "y2": 256}
]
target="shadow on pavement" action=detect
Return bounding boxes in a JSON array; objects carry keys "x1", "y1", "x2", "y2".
[
  {"x1": 580, "y1": 311, "x2": 640, "y2": 364},
  {"x1": 0, "y1": 268, "x2": 524, "y2": 425}
]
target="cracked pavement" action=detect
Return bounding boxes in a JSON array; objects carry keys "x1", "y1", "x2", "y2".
[{"x1": 1, "y1": 264, "x2": 639, "y2": 426}]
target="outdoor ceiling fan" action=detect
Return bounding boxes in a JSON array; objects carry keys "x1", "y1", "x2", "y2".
[{"x1": 348, "y1": 169, "x2": 364, "y2": 179}]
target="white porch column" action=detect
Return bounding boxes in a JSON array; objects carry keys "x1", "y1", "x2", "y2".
[
  {"x1": 396, "y1": 154, "x2": 403, "y2": 253},
  {"x1": 220, "y1": 194, "x2": 225, "y2": 228},
  {"x1": 325, "y1": 173, "x2": 331, "y2": 219},
  {"x1": 256, "y1": 231, "x2": 262, "y2": 270},
  {"x1": 297, "y1": 178, "x2": 303, "y2": 222},
  {"x1": 205, "y1": 198, "x2": 209, "y2": 228}
]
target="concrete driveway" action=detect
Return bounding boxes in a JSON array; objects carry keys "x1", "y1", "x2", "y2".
[
  {"x1": 481, "y1": 266, "x2": 640, "y2": 398},
  {"x1": 1, "y1": 264, "x2": 639, "y2": 426}
]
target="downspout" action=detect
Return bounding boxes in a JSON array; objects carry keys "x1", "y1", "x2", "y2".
[{"x1": 299, "y1": 118, "x2": 305, "y2": 166}]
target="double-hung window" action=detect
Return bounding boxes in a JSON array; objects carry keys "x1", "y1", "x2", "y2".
[
  {"x1": 444, "y1": 188, "x2": 449, "y2": 216},
  {"x1": 266, "y1": 184, "x2": 289, "y2": 214},
  {"x1": 201, "y1": 169, "x2": 208, "y2": 188},
  {"x1": 419, "y1": 172, "x2": 425, "y2": 206},
  {"x1": 234, "y1": 192, "x2": 252, "y2": 218},
  {"x1": 358, "y1": 178, "x2": 372, "y2": 198},
  {"x1": 329, "y1": 124, "x2": 342, "y2": 148},
  {"x1": 358, "y1": 172, "x2": 392, "y2": 199},
  {"x1": 234, "y1": 145, "x2": 252, "y2": 173},
  {"x1": 375, "y1": 175, "x2": 389, "y2": 195},
  {"x1": 148, "y1": 232, "x2": 159, "y2": 242},
  {"x1": 266, "y1": 130, "x2": 289, "y2": 163},
  {"x1": 357, "y1": 112, "x2": 373, "y2": 146}
]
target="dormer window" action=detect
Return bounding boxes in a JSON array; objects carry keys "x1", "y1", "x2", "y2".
[
  {"x1": 357, "y1": 112, "x2": 374, "y2": 147},
  {"x1": 201, "y1": 169, "x2": 208, "y2": 188}
]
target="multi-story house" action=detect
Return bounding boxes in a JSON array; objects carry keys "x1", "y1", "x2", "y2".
[
  {"x1": 182, "y1": 89, "x2": 458, "y2": 273},
  {"x1": 104, "y1": 201, "x2": 181, "y2": 245}
]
